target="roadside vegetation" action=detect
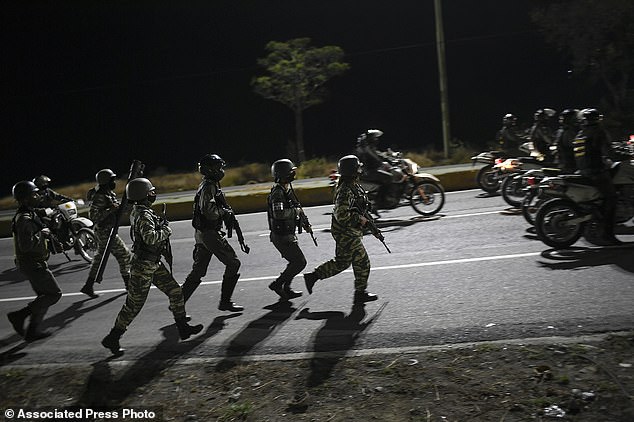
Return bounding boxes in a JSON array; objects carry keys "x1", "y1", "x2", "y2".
[{"x1": 0, "y1": 147, "x2": 476, "y2": 211}]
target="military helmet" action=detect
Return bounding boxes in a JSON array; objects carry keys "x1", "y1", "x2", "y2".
[
  {"x1": 559, "y1": 109, "x2": 580, "y2": 127},
  {"x1": 12, "y1": 180, "x2": 39, "y2": 201},
  {"x1": 125, "y1": 178, "x2": 155, "y2": 201},
  {"x1": 337, "y1": 155, "x2": 363, "y2": 177},
  {"x1": 198, "y1": 153, "x2": 226, "y2": 181},
  {"x1": 33, "y1": 175, "x2": 52, "y2": 189},
  {"x1": 271, "y1": 159, "x2": 297, "y2": 183},
  {"x1": 580, "y1": 108, "x2": 603, "y2": 126},
  {"x1": 534, "y1": 108, "x2": 556, "y2": 122},
  {"x1": 502, "y1": 113, "x2": 517, "y2": 126},
  {"x1": 96, "y1": 169, "x2": 117, "y2": 185},
  {"x1": 357, "y1": 129, "x2": 383, "y2": 146}
]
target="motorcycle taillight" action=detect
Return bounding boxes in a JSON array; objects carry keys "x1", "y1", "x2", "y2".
[
  {"x1": 495, "y1": 158, "x2": 503, "y2": 164},
  {"x1": 527, "y1": 177, "x2": 536, "y2": 186}
]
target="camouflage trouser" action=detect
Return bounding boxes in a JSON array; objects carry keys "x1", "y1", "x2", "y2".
[
  {"x1": 114, "y1": 256, "x2": 186, "y2": 331},
  {"x1": 88, "y1": 227, "x2": 131, "y2": 279},
  {"x1": 314, "y1": 231, "x2": 370, "y2": 291}
]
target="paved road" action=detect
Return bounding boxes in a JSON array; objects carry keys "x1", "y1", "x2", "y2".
[{"x1": 1, "y1": 189, "x2": 633, "y2": 366}]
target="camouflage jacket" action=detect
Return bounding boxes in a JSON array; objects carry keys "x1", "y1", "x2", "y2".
[
  {"x1": 130, "y1": 204, "x2": 171, "y2": 261},
  {"x1": 332, "y1": 181, "x2": 367, "y2": 237},
  {"x1": 89, "y1": 188, "x2": 120, "y2": 229}
]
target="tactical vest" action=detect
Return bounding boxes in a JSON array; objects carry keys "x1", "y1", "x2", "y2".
[
  {"x1": 192, "y1": 181, "x2": 222, "y2": 231},
  {"x1": 267, "y1": 185, "x2": 296, "y2": 235},
  {"x1": 12, "y1": 209, "x2": 49, "y2": 262}
]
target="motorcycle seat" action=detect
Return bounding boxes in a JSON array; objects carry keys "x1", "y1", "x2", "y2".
[
  {"x1": 517, "y1": 156, "x2": 541, "y2": 164},
  {"x1": 542, "y1": 168, "x2": 561, "y2": 176},
  {"x1": 559, "y1": 175, "x2": 596, "y2": 185}
]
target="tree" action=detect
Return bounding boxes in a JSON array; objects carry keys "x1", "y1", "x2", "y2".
[
  {"x1": 252, "y1": 38, "x2": 349, "y2": 162},
  {"x1": 531, "y1": 0, "x2": 634, "y2": 128}
]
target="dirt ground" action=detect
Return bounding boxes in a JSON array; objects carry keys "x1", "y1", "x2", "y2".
[{"x1": 1, "y1": 333, "x2": 633, "y2": 422}]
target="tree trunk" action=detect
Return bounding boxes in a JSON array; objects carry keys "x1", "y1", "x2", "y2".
[{"x1": 294, "y1": 107, "x2": 306, "y2": 163}]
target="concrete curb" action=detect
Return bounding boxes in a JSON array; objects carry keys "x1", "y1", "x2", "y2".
[{"x1": 0, "y1": 168, "x2": 479, "y2": 238}]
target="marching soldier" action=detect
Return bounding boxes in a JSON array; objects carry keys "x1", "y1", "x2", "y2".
[
  {"x1": 7, "y1": 181, "x2": 62, "y2": 341},
  {"x1": 181, "y1": 154, "x2": 244, "y2": 312},
  {"x1": 266, "y1": 159, "x2": 307, "y2": 300},
  {"x1": 303, "y1": 155, "x2": 379, "y2": 304},
  {"x1": 81, "y1": 169, "x2": 132, "y2": 298},
  {"x1": 101, "y1": 177, "x2": 203, "y2": 355},
  {"x1": 32, "y1": 175, "x2": 73, "y2": 208}
]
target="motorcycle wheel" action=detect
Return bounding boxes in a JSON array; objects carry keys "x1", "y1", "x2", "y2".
[
  {"x1": 476, "y1": 164, "x2": 499, "y2": 193},
  {"x1": 75, "y1": 228, "x2": 98, "y2": 263},
  {"x1": 501, "y1": 174, "x2": 525, "y2": 208},
  {"x1": 521, "y1": 192, "x2": 546, "y2": 226},
  {"x1": 534, "y1": 198, "x2": 584, "y2": 249},
  {"x1": 410, "y1": 180, "x2": 445, "y2": 216}
]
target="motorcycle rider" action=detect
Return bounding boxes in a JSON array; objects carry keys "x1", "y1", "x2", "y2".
[
  {"x1": 7, "y1": 181, "x2": 62, "y2": 341},
  {"x1": 32, "y1": 175, "x2": 73, "y2": 208},
  {"x1": 181, "y1": 154, "x2": 244, "y2": 312},
  {"x1": 101, "y1": 177, "x2": 203, "y2": 355},
  {"x1": 303, "y1": 155, "x2": 379, "y2": 304},
  {"x1": 355, "y1": 129, "x2": 393, "y2": 186},
  {"x1": 266, "y1": 159, "x2": 307, "y2": 300},
  {"x1": 80, "y1": 169, "x2": 132, "y2": 298},
  {"x1": 573, "y1": 108, "x2": 620, "y2": 244},
  {"x1": 554, "y1": 109, "x2": 580, "y2": 174},
  {"x1": 496, "y1": 113, "x2": 526, "y2": 156},
  {"x1": 530, "y1": 108, "x2": 557, "y2": 163}
]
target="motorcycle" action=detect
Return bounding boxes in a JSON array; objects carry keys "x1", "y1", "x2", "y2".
[
  {"x1": 330, "y1": 151, "x2": 445, "y2": 216},
  {"x1": 42, "y1": 200, "x2": 98, "y2": 263},
  {"x1": 471, "y1": 142, "x2": 538, "y2": 194},
  {"x1": 534, "y1": 160, "x2": 634, "y2": 248}
]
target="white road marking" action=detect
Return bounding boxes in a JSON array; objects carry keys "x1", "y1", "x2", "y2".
[{"x1": 0, "y1": 250, "x2": 541, "y2": 303}]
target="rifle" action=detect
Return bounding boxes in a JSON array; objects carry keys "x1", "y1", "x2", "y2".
[
  {"x1": 94, "y1": 160, "x2": 145, "y2": 283},
  {"x1": 160, "y1": 203, "x2": 173, "y2": 273},
  {"x1": 358, "y1": 208, "x2": 391, "y2": 253},
  {"x1": 288, "y1": 185, "x2": 317, "y2": 247},
  {"x1": 216, "y1": 189, "x2": 250, "y2": 254}
]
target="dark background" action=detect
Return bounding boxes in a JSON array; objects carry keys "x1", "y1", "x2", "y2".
[{"x1": 1, "y1": 0, "x2": 600, "y2": 195}]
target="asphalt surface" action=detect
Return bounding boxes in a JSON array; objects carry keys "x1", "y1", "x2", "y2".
[{"x1": 1, "y1": 189, "x2": 633, "y2": 366}]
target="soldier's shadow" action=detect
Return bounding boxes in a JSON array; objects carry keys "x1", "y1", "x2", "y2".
[
  {"x1": 298, "y1": 303, "x2": 371, "y2": 388},
  {"x1": 215, "y1": 300, "x2": 304, "y2": 372},
  {"x1": 73, "y1": 314, "x2": 238, "y2": 409},
  {"x1": 539, "y1": 247, "x2": 634, "y2": 274},
  {"x1": 0, "y1": 293, "x2": 127, "y2": 366},
  {"x1": 49, "y1": 260, "x2": 90, "y2": 276},
  {"x1": 0, "y1": 267, "x2": 28, "y2": 286}
]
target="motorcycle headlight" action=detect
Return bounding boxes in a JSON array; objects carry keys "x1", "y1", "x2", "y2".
[{"x1": 410, "y1": 162, "x2": 418, "y2": 174}]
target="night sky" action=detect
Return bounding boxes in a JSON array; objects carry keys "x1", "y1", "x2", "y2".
[{"x1": 2, "y1": 0, "x2": 598, "y2": 195}]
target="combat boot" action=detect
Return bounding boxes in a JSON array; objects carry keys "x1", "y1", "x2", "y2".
[
  {"x1": 7, "y1": 307, "x2": 31, "y2": 337},
  {"x1": 101, "y1": 327, "x2": 125, "y2": 355},
  {"x1": 303, "y1": 272, "x2": 319, "y2": 294},
  {"x1": 80, "y1": 277, "x2": 99, "y2": 299},
  {"x1": 219, "y1": 273, "x2": 244, "y2": 312},
  {"x1": 218, "y1": 301, "x2": 244, "y2": 312},
  {"x1": 283, "y1": 283, "x2": 303, "y2": 299},
  {"x1": 354, "y1": 290, "x2": 378, "y2": 304},
  {"x1": 175, "y1": 317, "x2": 203, "y2": 340},
  {"x1": 268, "y1": 280, "x2": 288, "y2": 300}
]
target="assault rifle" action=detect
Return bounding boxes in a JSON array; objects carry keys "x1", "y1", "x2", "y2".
[
  {"x1": 360, "y1": 209, "x2": 391, "y2": 253},
  {"x1": 160, "y1": 203, "x2": 173, "y2": 273},
  {"x1": 216, "y1": 189, "x2": 250, "y2": 254},
  {"x1": 94, "y1": 160, "x2": 145, "y2": 283},
  {"x1": 289, "y1": 185, "x2": 318, "y2": 247}
]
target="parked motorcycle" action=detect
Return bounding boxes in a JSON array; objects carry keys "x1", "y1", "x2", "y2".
[
  {"x1": 331, "y1": 152, "x2": 445, "y2": 216},
  {"x1": 42, "y1": 200, "x2": 97, "y2": 263},
  {"x1": 534, "y1": 160, "x2": 634, "y2": 248}
]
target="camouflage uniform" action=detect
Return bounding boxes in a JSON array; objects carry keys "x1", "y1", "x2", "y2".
[
  {"x1": 112, "y1": 204, "x2": 186, "y2": 331},
  {"x1": 181, "y1": 177, "x2": 241, "y2": 304},
  {"x1": 313, "y1": 180, "x2": 371, "y2": 291},
  {"x1": 86, "y1": 188, "x2": 131, "y2": 281},
  {"x1": 8, "y1": 206, "x2": 62, "y2": 339}
]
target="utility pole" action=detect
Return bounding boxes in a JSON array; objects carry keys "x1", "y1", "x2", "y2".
[{"x1": 434, "y1": 0, "x2": 451, "y2": 159}]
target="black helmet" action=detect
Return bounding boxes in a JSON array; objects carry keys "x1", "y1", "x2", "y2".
[
  {"x1": 198, "y1": 154, "x2": 226, "y2": 181},
  {"x1": 559, "y1": 109, "x2": 580, "y2": 127},
  {"x1": 580, "y1": 108, "x2": 603, "y2": 126},
  {"x1": 125, "y1": 178, "x2": 155, "y2": 201},
  {"x1": 534, "y1": 108, "x2": 556, "y2": 122},
  {"x1": 32, "y1": 175, "x2": 52, "y2": 189},
  {"x1": 271, "y1": 159, "x2": 297, "y2": 183},
  {"x1": 337, "y1": 155, "x2": 363, "y2": 177},
  {"x1": 96, "y1": 169, "x2": 117, "y2": 185},
  {"x1": 357, "y1": 129, "x2": 383, "y2": 146},
  {"x1": 12, "y1": 180, "x2": 39, "y2": 202},
  {"x1": 502, "y1": 113, "x2": 517, "y2": 127}
]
